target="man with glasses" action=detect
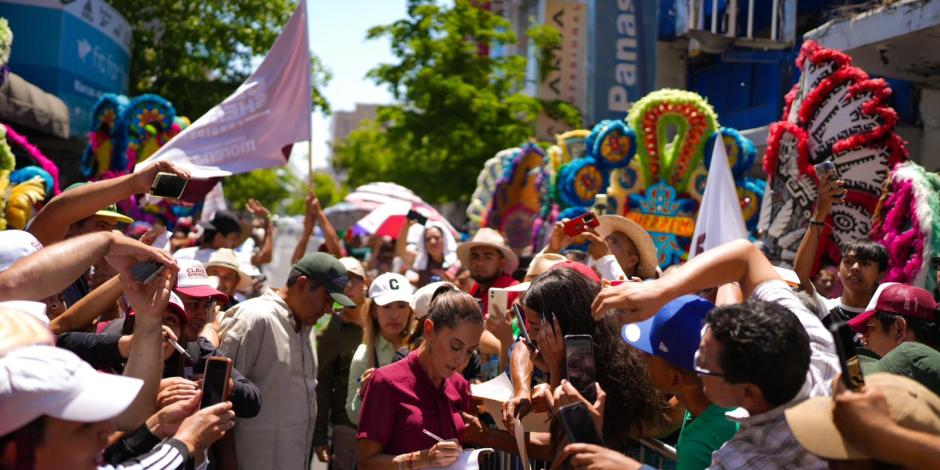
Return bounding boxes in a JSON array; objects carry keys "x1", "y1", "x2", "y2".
[
  {"x1": 593, "y1": 239, "x2": 839, "y2": 469},
  {"x1": 621, "y1": 295, "x2": 739, "y2": 469},
  {"x1": 219, "y1": 253, "x2": 356, "y2": 470}
]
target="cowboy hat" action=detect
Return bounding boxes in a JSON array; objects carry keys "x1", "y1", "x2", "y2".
[
  {"x1": 205, "y1": 249, "x2": 253, "y2": 291},
  {"x1": 457, "y1": 228, "x2": 519, "y2": 275},
  {"x1": 595, "y1": 215, "x2": 658, "y2": 279}
]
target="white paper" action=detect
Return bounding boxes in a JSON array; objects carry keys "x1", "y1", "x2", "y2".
[
  {"x1": 470, "y1": 374, "x2": 551, "y2": 433},
  {"x1": 514, "y1": 418, "x2": 531, "y2": 470},
  {"x1": 429, "y1": 448, "x2": 494, "y2": 470}
]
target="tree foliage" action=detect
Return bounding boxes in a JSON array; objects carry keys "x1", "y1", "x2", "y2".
[
  {"x1": 224, "y1": 167, "x2": 348, "y2": 216},
  {"x1": 110, "y1": 0, "x2": 331, "y2": 118},
  {"x1": 332, "y1": 0, "x2": 581, "y2": 203}
]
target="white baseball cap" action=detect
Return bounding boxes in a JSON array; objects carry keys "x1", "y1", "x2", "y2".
[
  {"x1": 339, "y1": 257, "x2": 366, "y2": 280},
  {"x1": 0, "y1": 230, "x2": 43, "y2": 273},
  {"x1": 0, "y1": 345, "x2": 143, "y2": 437},
  {"x1": 0, "y1": 301, "x2": 49, "y2": 325},
  {"x1": 175, "y1": 259, "x2": 229, "y2": 303},
  {"x1": 369, "y1": 273, "x2": 414, "y2": 307},
  {"x1": 410, "y1": 281, "x2": 454, "y2": 319}
]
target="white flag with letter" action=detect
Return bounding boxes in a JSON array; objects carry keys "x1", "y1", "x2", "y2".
[
  {"x1": 136, "y1": 1, "x2": 311, "y2": 200},
  {"x1": 689, "y1": 138, "x2": 748, "y2": 257}
]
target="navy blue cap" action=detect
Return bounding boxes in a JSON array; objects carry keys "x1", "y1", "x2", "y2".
[{"x1": 621, "y1": 295, "x2": 713, "y2": 371}]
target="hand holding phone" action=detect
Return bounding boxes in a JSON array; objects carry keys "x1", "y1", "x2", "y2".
[
  {"x1": 564, "y1": 335, "x2": 597, "y2": 403},
  {"x1": 201, "y1": 356, "x2": 233, "y2": 408},
  {"x1": 563, "y1": 213, "x2": 600, "y2": 237},
  {"x1": 488, "y1": 288, "x2": 509, "y2": 319},
  {"x1": 813, "y1": 161, "x2": 845, "y2": 199},
  {"x1": 512, "y1": 304, "x2": 535, "y2": 351},
  {"x1": 150, "y1": 172, "x2": 188, "y2": 199},
  {"x1": 130, "y1": 261, "x2": 166, "y2": 284},
  {"x1": 406, "y1": 209, "x2": 428, "y2": 225}
]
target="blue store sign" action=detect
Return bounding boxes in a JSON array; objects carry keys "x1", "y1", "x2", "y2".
[
  {"x1": 587, "y1": 0, "x2": 657, "y2": 123},
  {"x1": 0, "y1": 0, "x2": 131, "y2": 137}
]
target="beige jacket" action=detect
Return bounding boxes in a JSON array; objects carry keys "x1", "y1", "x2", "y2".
[{"x1": 220, "y1": 288, "x2": 318, "y2": 470}]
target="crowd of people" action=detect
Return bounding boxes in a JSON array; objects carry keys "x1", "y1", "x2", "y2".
[{"x1": 1, "y1": 160, "x2": 940, "y2": 470}]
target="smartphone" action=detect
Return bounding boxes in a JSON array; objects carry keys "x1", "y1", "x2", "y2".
[
  {"x1": 130, "y1": 261, "x2": 165, "y2": 284},
  {"x1": 563, "y1": 212, "x2": 599, "y2": 237},
  {"x1": 830, "y1": 322, "x2": 865, "y2": 391},
  {"x1": 150, "y1": 172, "x2": 188, "y2": 199},
  {"x1": 813, "y1": 161, "x2": 845, "y2": 199},
  {"x1": 201, "y1": 356, "x2": 233, "y2": 408},
  {"x1": 512, "y1": 303, "x2": 534, "y2": 349},
  {"x1": 488, "y1": 288, "x2": 510, "y2": 319},
  {"x1": 406, "y1": 209, "x2": 428, "y2": 225},
  {"x1": 557, "y1": 402, "x2": 604, "y2": 445},
  {"x1": 565, "y1": 335, "x2": 597, "y2": 402}
]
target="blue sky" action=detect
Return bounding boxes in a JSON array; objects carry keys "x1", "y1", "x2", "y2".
[{"x1": 289, "y1": 0, "x2": 408, "y2": 173}]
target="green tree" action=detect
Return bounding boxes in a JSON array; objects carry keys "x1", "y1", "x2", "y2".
[
  {"x1": 333, "y1": 0, "x2": 580, "y2": 203},
  {"x1": 110, "y1": 0, "x2": 331, "y2": 117},
  {"x1": 224, "y1": 167, "x2": 348, "y2": 216}
]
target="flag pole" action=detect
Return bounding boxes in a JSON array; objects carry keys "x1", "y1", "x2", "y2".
[{"x1": 307, "y1": 128, "x2": 314, "y2": 189}]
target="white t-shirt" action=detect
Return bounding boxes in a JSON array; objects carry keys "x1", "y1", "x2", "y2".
[
  {"x1": 813, "y1": 291, "x2": 865, "y2": 325},
  {"x1": 173, "y1": 246, "x2": 216, "y2": 265},
  {"x1": 595, "y1": 255, "x2": 626, "y2": 281}
]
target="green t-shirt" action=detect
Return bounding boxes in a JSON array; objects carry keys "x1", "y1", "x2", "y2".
[
  {"x1": 676, "y1": 404, "x2": 739, "y2": 470},
  {"x1": 859, "y1": 342, "x2": 940, "y2": 396}
]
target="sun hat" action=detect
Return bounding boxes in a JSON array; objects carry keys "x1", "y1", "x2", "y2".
[
  {"x1": 0, "y1": 301, "x2": 48, "y2": 326},
  {"x1": 0, "y1": 230, "x2": 43, "y2": 272},
  {"x1": 63, "y1": 182, "x2": 134, "y2": 224},
  {"x1": 456, "y1": 228, "x2": 519, "y2": 275},
  {"x1": 847, "y1": 283, "x2": 937, "y2": 334},
  {"x1": 175, "y1": 259, "x2": 229, "y2": 304},
  {"x1": 293, "y1": 253, "x2": 356, "y2": 308},
  {"x1": 785, "y1": 373, "x2": 940, "y2": 461},
  {"x1": 0, "y1": 345, "x2": 144, "y2": 437},
  {"x1": 369, "y1": 272, "x2": 415, "y2": 307},
  {"x1": 411, "y1": 281, "x2": 455, "y2": 319},
  {"x1": 621, "y1": 295, "x2": 713, "y2": 371},
  {"x1": 205, "y1": 249, "x2": 252, "y2": 291},
  {"x1": 595, "y1": 215, "x2": 658, "y2": 279},
  {"x1": 505, "y1": 252, "x2": 567, "y2": 293},
  {"x1": 339, "y1": 257, "x2": 366, "y2": 280},
  {"x1": 0, "y1": 309, "x2": 54, "y2": 357}
]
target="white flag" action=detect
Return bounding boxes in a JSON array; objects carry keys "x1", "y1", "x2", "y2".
[
  {"x1": 136, "y1": 2, "x2": 311, "y2": 192},
  {"x1": 689, "y1": 138, "x2": 748, "y2": 257}
]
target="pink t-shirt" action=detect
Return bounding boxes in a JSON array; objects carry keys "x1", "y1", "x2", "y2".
[{"x1": 356, "y1": 350, "x2": 473, "y2": 455}]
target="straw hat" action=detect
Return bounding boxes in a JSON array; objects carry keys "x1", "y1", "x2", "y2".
[
  {"x1": 785, "y1": 373, "x2": 940, "y2": 461},
  {"x1": 205, "y1": 249, "x2": 253, "y2": 291},
  {"x1": 456, "y1": 228, "x2": 519, "y2": 274},
  {"x1": 595, "y1": 215, "x2": 658, "y2": 279}
]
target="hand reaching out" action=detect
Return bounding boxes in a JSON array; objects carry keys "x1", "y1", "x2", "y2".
[
  {"x1": 147, "y1": 392, "x2": 200, "y2": 439},
  {"x1": 554, "y1": 380, "x2": 607, "y2": 433},
  {"x1": 172, "y1": 397, "x2": 236, "y2": 455},
  {"x1": 105, "y1": 233, "x2": 178, "y2": 288}
]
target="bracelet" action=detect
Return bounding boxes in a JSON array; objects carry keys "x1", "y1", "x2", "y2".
[{"x1": 809, "y1": 220, "x2": 825, "y2": 227}]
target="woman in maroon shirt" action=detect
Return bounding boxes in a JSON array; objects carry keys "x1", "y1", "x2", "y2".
[{"x1": 357, "y1": 287, "x2": 484, "y2": 469}]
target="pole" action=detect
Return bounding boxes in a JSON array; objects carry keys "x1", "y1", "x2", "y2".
[{"x1": 307, "y1": 131, "x2": 314, "y2": 189}]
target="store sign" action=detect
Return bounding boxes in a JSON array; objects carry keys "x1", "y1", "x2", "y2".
[
  {"x1": 0, "y1": 0, "x2": 131, "y2": 136},
  {"x1": 588, "y1": 0, "x2": 657, "y2": 122},
  {"x1": 536, "y1": 0, "x2": 588, "y2": 140}
]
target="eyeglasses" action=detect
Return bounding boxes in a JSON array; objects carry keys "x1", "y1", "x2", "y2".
[{"x1": 693, "y1": 348, "x2": 731, "y2": 378}]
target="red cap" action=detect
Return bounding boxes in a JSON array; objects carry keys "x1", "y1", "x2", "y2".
[
  {"x1": 848, "y1": 284, "x2": 938, "y2": 334},
  {"x1": 550, "y1": 260, "x2": 600, "y2": 284}
]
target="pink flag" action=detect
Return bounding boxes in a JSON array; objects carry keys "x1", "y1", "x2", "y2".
[{"x1": 136, "y1": 2, "x2": 311, "y2": 201}]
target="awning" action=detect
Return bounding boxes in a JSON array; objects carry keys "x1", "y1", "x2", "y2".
[{"x1": 0, "y1": 72, "x2": 69, "y2": 139}]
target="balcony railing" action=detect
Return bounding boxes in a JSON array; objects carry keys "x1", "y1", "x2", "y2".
[{"x1": 677, "y1": 0, "x2": 797, "y2": 52}]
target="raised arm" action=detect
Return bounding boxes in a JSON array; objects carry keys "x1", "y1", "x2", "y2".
[
  {"x1": 0, "y1": 232, "x2": 175, "y2": 302},
  {"x1": 49, "y1": 275, "x2": 123, "y2": 334},
  {"x1": 245, "y1": 199, "x2": 275, "y2": 266},
  {"x1": 316, "y1": 198, "x2": 345, "y2": 258},
  {"x1": 794, "y1": 173, "x2": 844, "y2": 296},
  {"x1": 114, "y1": 268, "x2": 177, "y2": 430},
  {"x1": 28, "y1": 161, "x2": 188, "y2": 245},
  {"x1": 395, "y1": 219, "x2": 417, "y2": 270},
  {"x1": 592, "y1": 239, "x2": 781, "y2": 324}
]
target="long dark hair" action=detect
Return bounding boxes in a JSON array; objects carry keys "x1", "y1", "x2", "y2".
[{"x1": 524, "y1": 268, "x2": 669, "y2": 447}]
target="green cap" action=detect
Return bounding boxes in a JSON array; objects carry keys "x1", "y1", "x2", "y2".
[
  {"x1": 64, "y1": 182, "x2": 134, "y2": 224},
  {"x1": 293, "y1": 253, "x2": 356, "y2": 308},
  {"x1": 861, "y1": 342, "x2": 940, "y2": 397}
]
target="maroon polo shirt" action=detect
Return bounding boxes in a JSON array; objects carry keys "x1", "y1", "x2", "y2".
[
  {"x1": 357, "y1": 350, "x2": 473, "y2": 455},
  {"x1": 470, "y1": 274, "x2": 519, "y2": 317}
]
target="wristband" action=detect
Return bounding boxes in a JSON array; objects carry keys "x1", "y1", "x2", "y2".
[{"x1": 809, "y1": 220, "x2": 825, "y2": 227}]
